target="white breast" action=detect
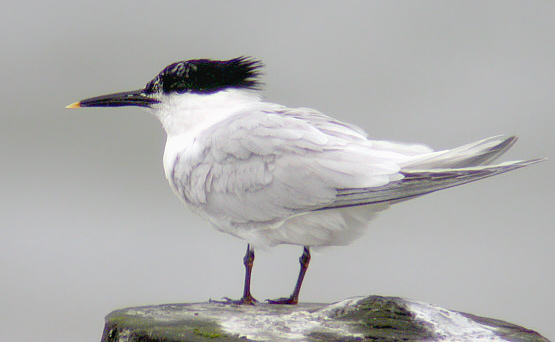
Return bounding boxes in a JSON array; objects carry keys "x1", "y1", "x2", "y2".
[{"x1": 156, "y1": 89, "x2": 264, "y2": 199}]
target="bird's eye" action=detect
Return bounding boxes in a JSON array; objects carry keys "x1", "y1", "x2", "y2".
[{"x1": 144, "y1": 77, "x2": 161, "y2": 94}]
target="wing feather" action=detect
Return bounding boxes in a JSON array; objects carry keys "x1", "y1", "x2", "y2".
[
  {"x1": 169, "y1": 104, "x2": 542, "y2": 231},
  {"x1": 170, "y1": 106, "x2": 404, "y2": 226},
  {"x1": 321, "y1": 159, "x2": 543, "y2": 210}
]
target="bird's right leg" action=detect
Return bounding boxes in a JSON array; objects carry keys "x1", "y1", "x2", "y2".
[{"x1": 211, "y1": 244, "x2": 258, "y2": 305}]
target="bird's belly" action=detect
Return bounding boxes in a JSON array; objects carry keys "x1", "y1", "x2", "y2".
[{"x1": 221, "y1": 203, "x2": 390, "y2": 248}]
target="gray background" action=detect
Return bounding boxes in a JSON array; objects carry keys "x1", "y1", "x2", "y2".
[{"x1": 1, "y1": 1, "x2": 553, "y2": 341}]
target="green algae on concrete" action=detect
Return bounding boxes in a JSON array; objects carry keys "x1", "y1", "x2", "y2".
[
  {"x1": 101, "y1": 308, "x2": 244, "y2": 342},
  {"x1": 99, "y1": 296, "x2": 550, "y2": 342},
  {"x1": 331, "y1": 296, "x2": 435, "y2": 341}
]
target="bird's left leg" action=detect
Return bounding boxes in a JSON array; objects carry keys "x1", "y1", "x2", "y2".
[
  {"x1": 267, "y1": 246, "x2": 311, "y2": 305},
  {"x1": 211, "y1": 244, "x2": 258, "y2": 305},
  {"x1": 237, "y1": 243, "x2": 258, "y2": 304}
]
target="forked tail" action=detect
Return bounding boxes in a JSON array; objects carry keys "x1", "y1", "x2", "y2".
[{"x1": 318, "y1": 135, "x2": 545, "y2": 210}]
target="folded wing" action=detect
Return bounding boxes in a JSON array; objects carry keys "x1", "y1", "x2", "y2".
[
  {"x1": 322, "y1": 159, "x2": 543, "y2": 210},
  {"x1": 170, "y1": 104, "x2": 543, "y2": 229}
]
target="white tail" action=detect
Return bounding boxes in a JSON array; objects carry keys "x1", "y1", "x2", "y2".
[
  {"x1": 317, "y1": 135, "x2": 545, "y2": 210},
  {"x1": 401, "y1": 135, "x2": 518, "y2": 170}
]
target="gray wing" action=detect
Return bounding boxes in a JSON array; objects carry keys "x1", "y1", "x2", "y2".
[
  {"x1": 322, "y1": 159, "x2": 543, "y2": 210},
  {"x1": 170, "y1": 105, "x2": 541, "y2": 228},
  {"x1": 170, "y1": 106, "x2": 414, "y2": 227}
]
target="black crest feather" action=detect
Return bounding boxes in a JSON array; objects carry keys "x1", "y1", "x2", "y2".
[{"x1": 144, "y1": 57, "x2": 263, "y2": 95}]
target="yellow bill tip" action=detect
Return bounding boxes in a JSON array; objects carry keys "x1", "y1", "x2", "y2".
[{"x1": 65, "y1": 102, "x2": 81, "y2": 109}]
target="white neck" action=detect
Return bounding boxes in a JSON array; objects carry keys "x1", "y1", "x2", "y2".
[{"x1": 152, "y1": 88, "x2": 262, "y2": 137}]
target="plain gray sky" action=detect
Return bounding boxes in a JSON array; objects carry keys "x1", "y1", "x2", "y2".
[{"x1": 1, "y1": 1, "x2": 553, "y2": 341}]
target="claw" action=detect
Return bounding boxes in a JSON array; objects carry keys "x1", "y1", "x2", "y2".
[
  {"x1": 210, "y1": 295, "x2": 258, "y2": 305},
  {"x1": 265, "y1": 247, "x2": 310, "y2": 305},
  {"x1": 266, "y1": 296, "x2": 298, "y2": 305}
]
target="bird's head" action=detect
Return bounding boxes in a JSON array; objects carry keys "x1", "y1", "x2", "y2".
[{"x1": 66, "y1": 57, "x2": 263, "y2": 110}]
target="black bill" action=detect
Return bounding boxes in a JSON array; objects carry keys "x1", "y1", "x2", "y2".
[{"x1": 66, "y1": 89, "x2": 159, "y2": 109}]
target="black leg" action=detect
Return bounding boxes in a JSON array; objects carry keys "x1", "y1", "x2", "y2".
[
  {"x1": 211, "y1": 244, "x2": 258, "y2": 305},
  {"x1": 240, "y1": 244, "x2": 257, "y2": 304},
  {"x1": 267, "y1": 246, "x2": 311, "y2": 305}
]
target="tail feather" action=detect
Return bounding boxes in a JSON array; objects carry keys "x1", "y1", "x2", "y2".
[
  {"x1": 402, "y1": 135, "x2": 518, "y2": 170},
  {"x1": 319, "y1": 159, "x2": 544, "y2": 210}
]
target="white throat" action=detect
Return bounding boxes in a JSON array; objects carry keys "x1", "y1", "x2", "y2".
[
  {"x1": 152, "y1": 88, "x2": 262, "y2": 137},
  {"x1": 154, "y1": 88, "x2": 263, "y2": 183}
]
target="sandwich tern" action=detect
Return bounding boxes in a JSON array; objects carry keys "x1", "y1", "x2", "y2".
[{"x1": 67, "y1": 57, "x2": 543, "y2": 304}]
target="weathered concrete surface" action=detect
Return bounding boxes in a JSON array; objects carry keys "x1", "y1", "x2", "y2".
[{"x1": 100, "y1": 295, "x2": 550, "y2": 342}]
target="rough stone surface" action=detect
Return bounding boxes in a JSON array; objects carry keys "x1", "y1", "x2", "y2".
[{"x1": 100, "y1": 296, "x2": 550, "y2": 342}]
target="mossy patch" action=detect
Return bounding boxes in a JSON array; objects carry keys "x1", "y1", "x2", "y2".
[
  {"x1": 101, "y1": 311, "x2": 245, "y2": 342},
  {"x1": 98, "y1": 297, "x2": 549, "y2": 342},
  {"x1": 331, "y1": 296, "x2": 434, "y2": 342}
]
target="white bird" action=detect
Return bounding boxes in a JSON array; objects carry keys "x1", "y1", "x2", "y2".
[{"x1": 67, "y1": 57, "x2": 543, "y2": 305}]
